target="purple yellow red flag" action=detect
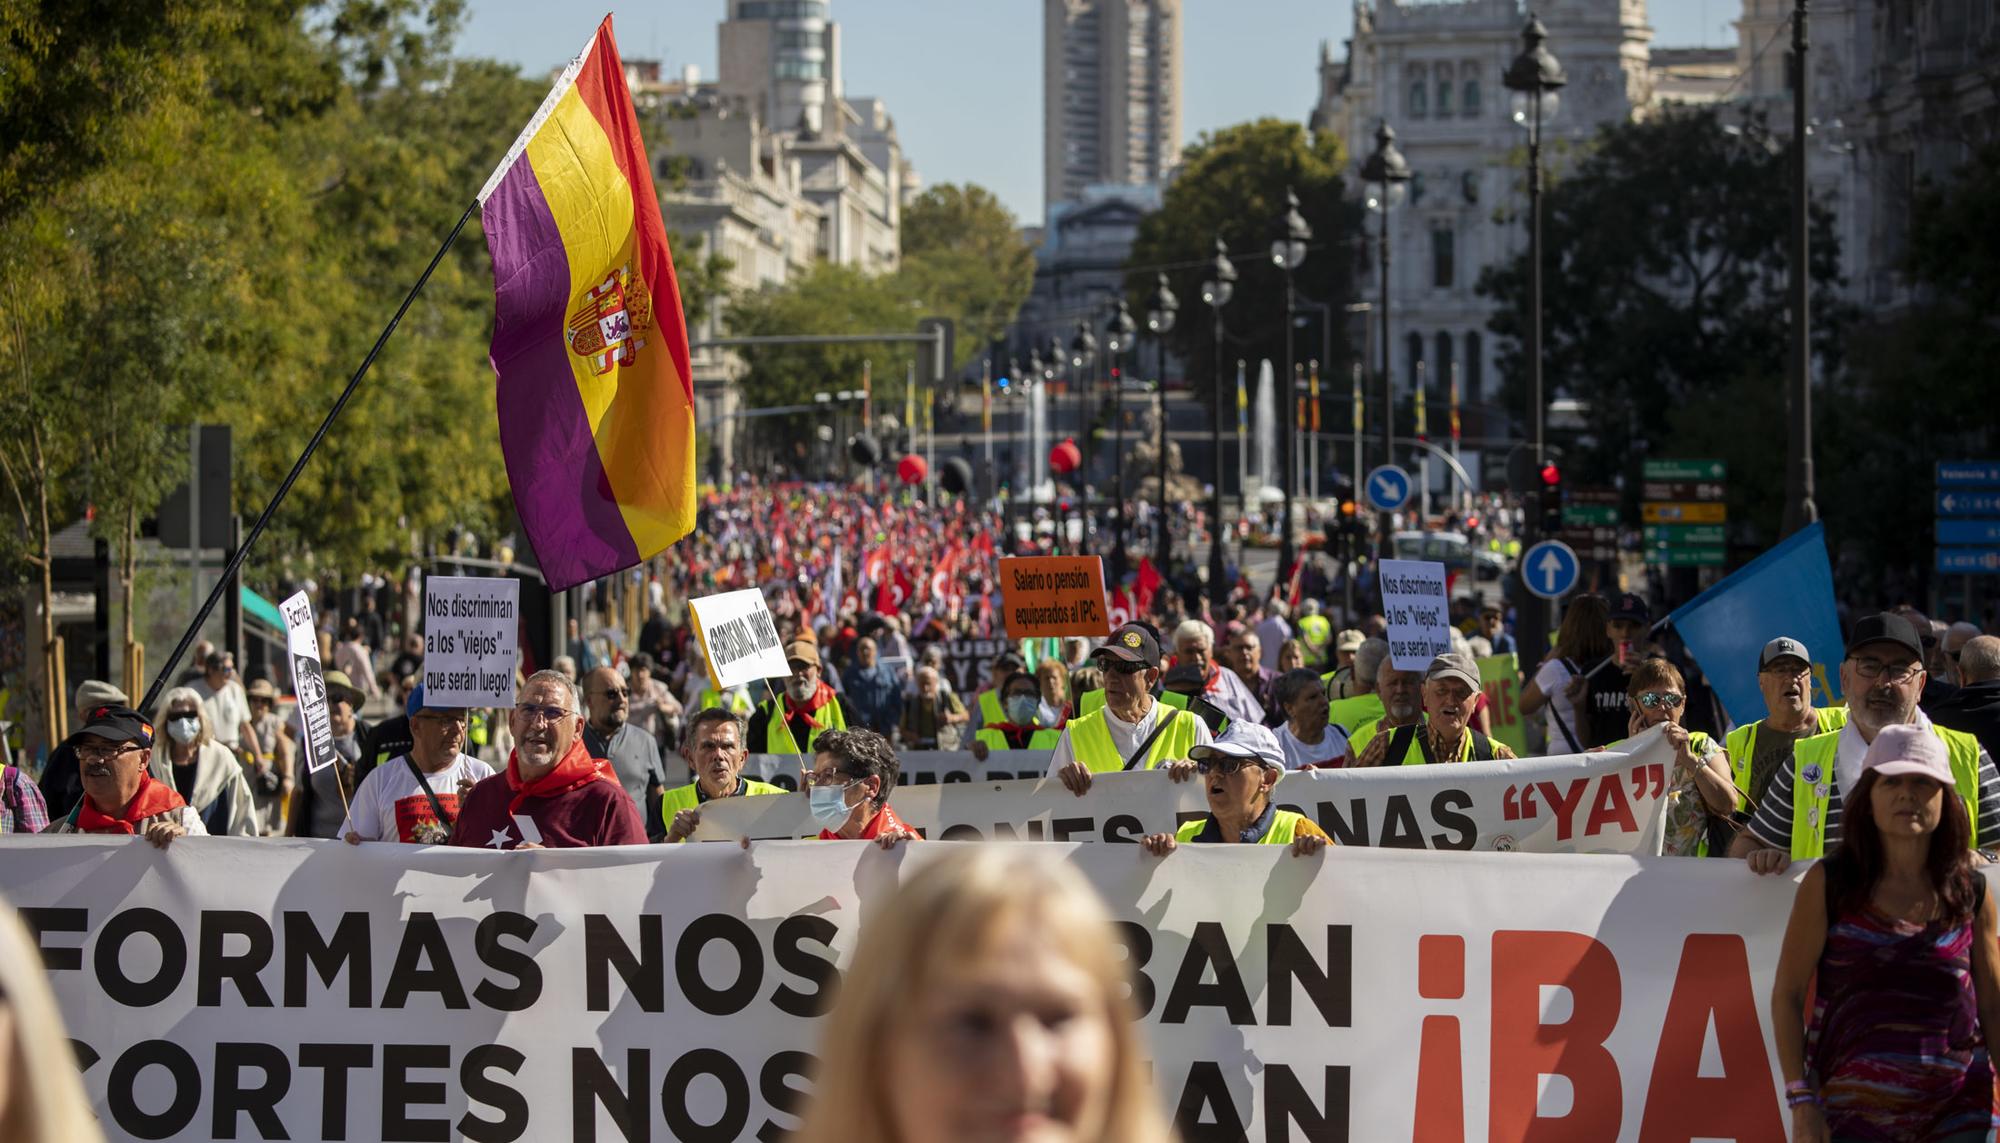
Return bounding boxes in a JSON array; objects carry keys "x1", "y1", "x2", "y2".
[{"x1": 478, "y1": 16, "x2": 694, "y2": 591}]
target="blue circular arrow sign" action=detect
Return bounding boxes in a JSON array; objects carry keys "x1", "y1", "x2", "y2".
[
  {"x1": 1521, "y1": 539, "x2": 1582, "y2": 601},
  {"x1": 1363, "y1": 465, "x2": 1413, "y2": 512}
]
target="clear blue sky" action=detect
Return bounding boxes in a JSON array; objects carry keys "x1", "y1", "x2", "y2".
[{"x1": 456, "y1": 1, "x2": 1743, "y2": 227}]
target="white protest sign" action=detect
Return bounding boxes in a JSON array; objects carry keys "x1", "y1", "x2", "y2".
[
  {"x1": 696, "y1": 729, "x2": 1675, "y2": 854},
  {"x1": 1380, "y1": 558, "x2": 1452, "y2": 669},
  {"x1": 0, "y1": 834, "x2": 1834, "y2": 1141},
  {"x1": 420, "y1": 576, "x2": 521, "y2": 707},
  {"x1": 278, "y1": 591, "x2": 340, "y2": 774},
  {"x1": 688, "y1": 588, "x2": 790, "y2": 690}
]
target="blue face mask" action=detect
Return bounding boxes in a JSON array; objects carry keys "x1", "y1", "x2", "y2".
[{"x1": 809, "y1": 781, "x2": 856, "y2": 828}]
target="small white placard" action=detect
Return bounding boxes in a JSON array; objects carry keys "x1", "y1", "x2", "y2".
[
  {"x1": 688, "y1": 589, "x2": 792, "y2": 691},
  {"x1": 279, "y1": 592, "x2": 340, "y2": 774},
  {"x1": 421, "y1": 576, "x2": 521, "y2": 707},
  {"x1": 1380, "y1": 558, "x2": 1452, "y2": 670}
]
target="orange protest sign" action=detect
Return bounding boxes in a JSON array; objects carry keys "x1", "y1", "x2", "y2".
[{"x1": 998, "y1": 556, "x2": 1113, "y2": 638}]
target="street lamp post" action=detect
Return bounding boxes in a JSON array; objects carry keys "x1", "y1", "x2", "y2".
[
  {"x1": 1069, "y1": 322, "x2": 1097, "y2": 554},
  {"x1": 1270, "y1": 188, "x2": 1313, "y2": 583},
  {"x1": 1146, "y1": 272, "x2": 1179, "y2": 566},
  {"x1": 1504, "y1": 13, "x2": 1565, "y2": 505},
  {"x1": 1783, "y1": 0, "x2": 1817, "y2": 535},
  {"x1": 1360, "y1": 122, "x2": 1411, "y2": 554},
  {"x1": 1201, "y1": 239, "x2": 1238, "y2": 607},
  {"x1": 1105, "y1": 299, "x2": 1136, "y2": 570}
]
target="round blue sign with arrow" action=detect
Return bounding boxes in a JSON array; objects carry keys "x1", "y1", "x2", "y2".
[
  {"x1": 1364, "y1": 465, "x2": 1413, "y2": 512},
  {"x1": 1522, "y1": 539, "x2": 1581, "y2": 601}
]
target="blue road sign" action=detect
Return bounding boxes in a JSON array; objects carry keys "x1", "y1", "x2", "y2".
[
  {"x1": 1939, "y1": 520, "x2": 2000, "y2": 545},
  {"x1": 1938, "y1": 549, "x2": 2000, "y2": 575},
  {"x1": 1937, "y1": 491, "x2": 2000, "y2": 516},
  {"x1": 1364, "y1": 465, "x2": 1413, "y2": 512},
  {"x1": 1521, "y1": 539, "x2": 1582, "y2": 600},
  {"x1": 1938, "y1": 462, "x2": 2000, "y2": 487}
]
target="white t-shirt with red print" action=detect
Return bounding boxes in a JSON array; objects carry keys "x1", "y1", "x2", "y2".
[{"x1": 346, "y1": 753, "x2": 494, "y2": 843}]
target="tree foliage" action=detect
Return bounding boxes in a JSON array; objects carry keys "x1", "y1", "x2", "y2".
[
  {"x1": 1124, "y1": 119, "x2": 1365, "y2": 408},
  {"x1": 900, "y1": 183, "x2": 1036, "y2": 371},
  {"x1": 1476, "y1": 106, "x2": 1848, "y2": 541}
]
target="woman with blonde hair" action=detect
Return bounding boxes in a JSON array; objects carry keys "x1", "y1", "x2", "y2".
[
  {"x1": 153, "y1": 686, "x2": 261, "y2": 836},
  {"x1": 793, "y1": 847, "x2": 1175, "y2": 1143},
  {"x1": 0, "y1": 896, "x2": 106, "y2": 1140}
]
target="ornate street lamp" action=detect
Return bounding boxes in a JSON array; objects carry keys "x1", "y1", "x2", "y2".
[
  {"x1": 1145, "y1": 272, "x2": 1179, "y2": 565},
  {"x1": 1200, "y1": 238, "x2": 1237, "y2": 606},
  {"x1": 1104, "y1": 299, "x2": 1137, "y2": 565},
  {"x1": 1269, "y1": 188, "x2": 1313, "y2": 579},
  {"x1": 1359, "y1": 121, "x2": 1410, "y2": 554}
]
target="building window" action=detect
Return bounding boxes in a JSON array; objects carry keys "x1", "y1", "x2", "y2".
[
  {"x1": 1435, "y1": 63, "x2": 1453, "y2": 116},
  {"x1": 1431, "y1": 224, "x2": 1455, "y2": 289},
  {"x1": 1407, "y1": 66, "x2": 1427, "y2": 118},
  {"x1": 1465, "y1": 331, "x2": 1484, "y2": 400},
  {"x1": 1406, "y1": 331, "x2": 1424, "y2": 390},
  {"x1": 1435, "y1": 332, "x2": 1455, "y2": 393},
  {"x1": 1463, "y1": 79, "x2": 1481, "y2": 117}
]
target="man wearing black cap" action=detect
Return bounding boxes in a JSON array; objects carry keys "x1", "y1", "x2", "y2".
[
  {"x1": 1733, "y1": 612, "x2": 2000, "y2": 871},
  {"x1": 1719, "y1": 637, "x2": 1850, "y2": 825},
  {"x1": 43, "y1": 706, "x2": 204, "y2": 845},
  {"x1": 1047, "y1": 623, "x2": 1211, "y2": 796}
]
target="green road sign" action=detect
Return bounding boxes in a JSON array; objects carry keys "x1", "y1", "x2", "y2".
[
  {"x1": 1643, "y1": 524, "x2": 1726, "y2": 546},
  {"x1": 1652, "y1": 547, "x2": 1726, "y2": 567},
  {"x1": 1562, "y1": 505, "x2": 1621, "y2": 526},
  {"x1": 1642, "y1": 459, "x2": 1727, "y2": 481}
]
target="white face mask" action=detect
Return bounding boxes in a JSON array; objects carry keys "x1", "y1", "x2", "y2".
[
  {"x1": 1006, "y1": 696, "x2": 1040, "y2": 725},
  {"x1": 168, "y1": 717, "x2": 201, "y2": 745}
]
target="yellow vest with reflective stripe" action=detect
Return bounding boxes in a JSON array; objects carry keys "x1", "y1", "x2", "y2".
[
  {"x1": 1723, "y1": 707, "x2": 1850, "y2": 811},
  {"x1": 1067, "y1": 705, "x2": 1203, "y2": 773},
  {"x1": 660, "y1": 778, "x2": 784, "y2": 840},
  {"x1": 978, "y1": 688, "x2": 1005, "y2": 727},
  {"x1": 1327, "y1": 692, "x2": 1385, "y2": 736},
  {"x1": 759, "y1": 698, "x2": 846, "y2": 754},
  {"x1": 1789, "y1": 724, "x2": 1981, "y2": 860},
  {"x1": 1175, "y1": 808, "x2": 1306, "y2": 845},
  {"x1": 975, "y1": 727, "x2": 1061, "y2": 752}
]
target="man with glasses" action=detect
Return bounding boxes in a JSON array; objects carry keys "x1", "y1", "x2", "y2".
[
  {"x1": 343, "y1": 686, "x2": 493, "y2": 845},
  {"x1": 43, "y1": 705, "x2": 202, "y2": 845},
  {"x1": 582, "y1": 666, "x2": 668, "y2": 839},
  {"x1": 1734, "y1": 613, "x2": 2000, "y2": 871},
  {"x1": 805, "y1": 728, "x2": 917, "y2": 847},
  {"x1": 448, "y1": 670, "x2": 644, "y2": 849},
  {"x1": 661, "y1": 708, "x2": 784, "y2": 843},
  {"x1": 1139, "y1": 722, "x2": 1329, "y2": 854},
  {"x1": 1720, "y1": 638, "x2": 1849, "y2": 833},
  {"x1": 1048, "y1": 623, "x2": 1211, "y2": 796}
]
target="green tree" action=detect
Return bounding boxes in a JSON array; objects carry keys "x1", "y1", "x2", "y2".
[
  {"x1": 1476, "y1": 107, "x2": 1847, "y2": 542},
  {"x1": 900, "y1": 183, "x2": 1035, "y2": 372},
  {"x1": 1124, "y1": 119, "x2": 1364, "y2": 408}
]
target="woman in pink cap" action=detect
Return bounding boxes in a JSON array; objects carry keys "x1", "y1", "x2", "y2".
[{"x1": 1771, "y1": 722, "x2": 2000, "y2": 1141}]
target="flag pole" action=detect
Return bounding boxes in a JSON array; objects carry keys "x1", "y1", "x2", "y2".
[{"x1": 139, "y1": 199, "x2": 481, "y2": 714}]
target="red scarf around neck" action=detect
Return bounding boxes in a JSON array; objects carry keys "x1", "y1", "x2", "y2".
[
  {"x1": 782, "y1": 681, "x2": 835, "y2": 727},
  {"x1": 77, "y1": 773, "x2": 187, "y2": 834},
  {"x1": 505, "y1": 736, "x2": 616, "y2": 817}
]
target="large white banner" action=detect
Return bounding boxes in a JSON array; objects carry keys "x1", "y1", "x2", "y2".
[
  {"x1": 684, "y1": 749, "x2": 1058, "y2": 790},
  {"x1": 0, "y1": 835, "x2": 1838, "y2": 1142},
  {"x1": 695, "y1": 730, "x2": 1677, "y2": 854}
]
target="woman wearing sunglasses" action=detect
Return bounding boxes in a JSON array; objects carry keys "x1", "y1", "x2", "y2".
[
  {"x1": 1139, "y1": 722, "x2": 1330, "y2": 856},
  {"x1": 1617, "y1": 659, "x2": 1739, "y2": 856}
]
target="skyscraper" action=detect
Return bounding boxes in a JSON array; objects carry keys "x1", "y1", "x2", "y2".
[
  {"x1": 1043, "y1": 0, "x2": 1182, "y2": 216},
  {"x1": 718, "y1": 0, "x2": 842, "y2": 136}
]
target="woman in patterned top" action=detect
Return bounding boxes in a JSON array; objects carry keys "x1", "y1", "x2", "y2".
[{"x1": 1772, "y1": 723, "x2": 2000, "y2": 1142}]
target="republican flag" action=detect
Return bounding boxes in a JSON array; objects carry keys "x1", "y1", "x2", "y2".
[{"x1": 479, "y1": 16, "x2": 695, "y2": 591}]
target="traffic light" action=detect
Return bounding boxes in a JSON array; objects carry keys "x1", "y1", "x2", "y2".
[{"x1": 1538, "y1": 460, "x2": 1563, "y2": 535}]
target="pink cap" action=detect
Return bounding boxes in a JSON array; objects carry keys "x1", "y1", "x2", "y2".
[{"x1": 1860, "y1": 723, "x2": 1952, "y2": 784}]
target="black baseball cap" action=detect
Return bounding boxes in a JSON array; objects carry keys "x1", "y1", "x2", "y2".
[
  {"x1": 66, "y1": 704, "x2": 154, "y2": 750},
  {"x1": 1092, "y1": 623, "x2": 1162, "y2": 669},
  {"x1": 1609, "y1": 593, "x2": 1650, "y2": 623},
  {"x1": 1847, "y1": 612, "x2": 1923, "y2": 661}
]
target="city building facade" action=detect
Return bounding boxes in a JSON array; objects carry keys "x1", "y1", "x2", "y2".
[{"x1": 1044, "y1": 0, "x2": 1183, "y2": 216}]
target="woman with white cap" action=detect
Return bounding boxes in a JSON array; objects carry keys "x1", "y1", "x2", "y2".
[
  {"x1": 1140, "y1": 722, "x2": 1330, "y2": 855},
  {"x1": 1771, "y1": 723, "x2": 2000, "y2": 1141}
]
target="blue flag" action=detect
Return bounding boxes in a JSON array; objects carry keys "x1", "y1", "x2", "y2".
[{"x1": 1668, "y1": 522, "x2": 1843, "y2": 726}]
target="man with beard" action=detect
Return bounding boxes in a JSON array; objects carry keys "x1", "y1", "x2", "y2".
[
  {"x1": 1344, "y1": 657, "x2": 1425, "y2": 755},
  {"x1": 582, "y1": 666, "x2": 668, "y2": 839},
  {"x1": 43, "y1": 705, "x2": 203, "y2": 845},
  {"x1": 1719, "y1": 637, "x2": 1850, "y2": 829},
  {"x1": 288, "y1": 670, "x2": 369, "y2": 839},
  {"x1": 661, "y1": 708, "x2": 783, "y2": 842},
  {"x1": 1734, "y1": 613, "x2": 2000, "y2": 870},
  {"x1": 747, "y1": 639, "x2": 854, "y2": 754},
  {"x1": 448, "y1": 670, "x2": 645, "y2": 849}
]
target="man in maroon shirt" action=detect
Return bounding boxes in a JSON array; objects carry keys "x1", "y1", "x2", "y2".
[{"x1": 449, "y1": 670, "x2": 646, "y2": 849}]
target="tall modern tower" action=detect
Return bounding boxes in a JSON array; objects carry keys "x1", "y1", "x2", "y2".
[
  {"x1": 718, "y1": 0, "x2": 842, "y2": 135},
  {"x1": 1043, "y1": 0, "x2": 1182, "y2": 214}
]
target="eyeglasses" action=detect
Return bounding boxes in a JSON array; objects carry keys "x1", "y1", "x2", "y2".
[
  {"x1": 803, "y1": 770, "x2": 859, "y2": 789},
  {"x1": 1636, "y1": 691, "x2": 1684, "y2": 710},
  {"x1": 1194, "y1": 756, "x2": 1258, "y2": 776},
  {"x1": 76, "y1": 744, "x2": 142, "y2": 764},
  {"x1": 1848, "y1": 658, "x2": 1922, "y2": 683},
  {"x1": 513, "y1": 703, "x2": 572, "y2": 724},
  {"x1": 1102, "y1": 659, "x2": 1149, "y2": 675}
]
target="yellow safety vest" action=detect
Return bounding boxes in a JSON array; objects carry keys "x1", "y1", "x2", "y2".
[
  {"x1": 1297, "y1": 615, "x2": 1332, "y2": 666},
  {"x1": 1789, "y1": 724, "x2": 1982, "y2": 860},
  {"x1": 1376, "y1": 722, "x2": 1499, "y2": 765},
  {"x1": 1348, "y1": 714, "x2": 1421, "y2": 755},
  {"x1": 1327, "y1": 692, "x2": 1385, "y2": 736},
  {"x1": 758, "y1": 698, "x2": 847, "y2": 754},
  {"x1": 1067, "y1": 704, "x2": 1204, "y2": 773},
  {"x1": 1175, "y1": 808, "x2": 1308, "y2": 845},
  {"x1": 974, "y1": 727, "x2": 1062, "y2": 752},
  {"x1": 659, "y1": 778, "x2": 785, "y2": 840},
  {"x1": 977, "y1": 688, "x2": 1005, "y2": 727},
  {"x1": 699, "y1": 686, "x2": 755, "y2": 715},
  {"x1": 1079, "y1": 688, "x2": 1188, "y2": 718},
  {"x1": 1722, "y1": 707, "x2": 1850, "y2": 812}
]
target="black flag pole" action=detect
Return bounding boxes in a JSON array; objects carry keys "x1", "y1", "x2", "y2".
[{"x1": 138, "y1": 199, "x2": 481, "y2": 714}]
